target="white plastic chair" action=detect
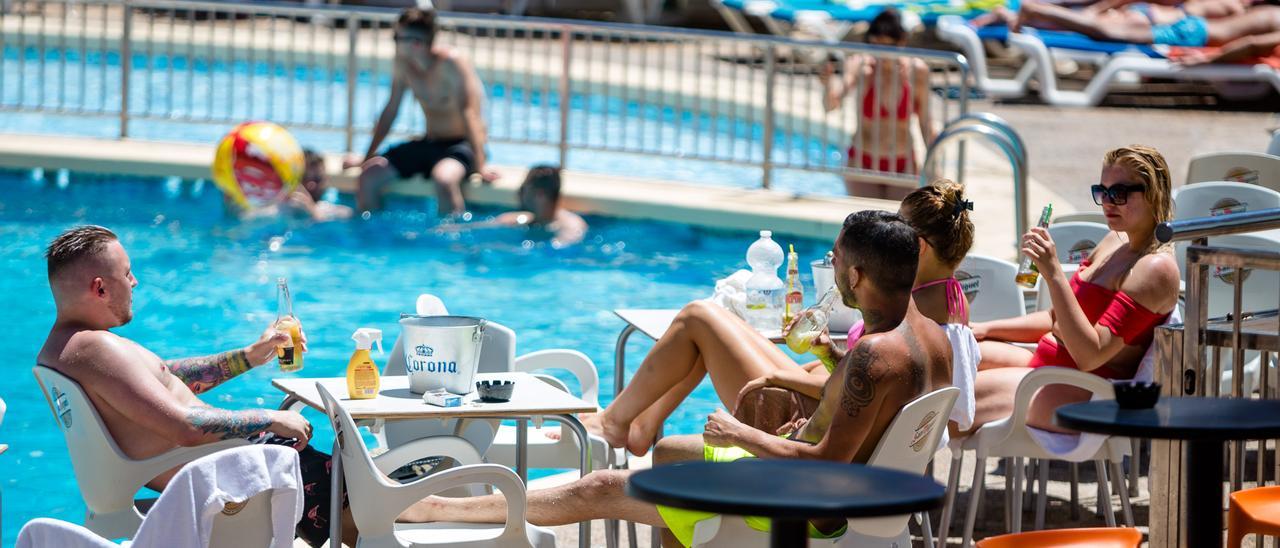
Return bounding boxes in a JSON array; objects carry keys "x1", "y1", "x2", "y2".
[
  {"x1": 689, "y1": 387, "x2": 961, "y2": 548},
  {"x1": 1174, "y1": 181, "x2": 1280, "y2": 220},
  {"x1": 32, "y1": 366, "x2": 247, "y2": 540},
  {"x1": 1047, "y1": 223, "x2": 1110, "y2": 266},
  {"x1": 940, "y1": 367, "x2": 1133, "y2": 548},
  {"x1": 1185, "y1": 151, "x2": 1280, "y2": 190},
  {"x1": 16, "y1": 444, "x2": 304, "y2": 548},
  {"x1": 1032, "y1": 263, "x2": 1082, "y2": 313},
  {"x1": 957, "y1": 255, "x2": 1027, "y2": 323},
  {"x1": 316, "y1": 383, "x2": 557, "y2": 548}
]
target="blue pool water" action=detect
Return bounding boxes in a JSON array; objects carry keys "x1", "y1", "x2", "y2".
[
  {"x1": 1, "y1": 45, "x2": 849, "y2": 195},
  {"x1": 0, "y1": 169, "x2": 832, "y2": 543}
]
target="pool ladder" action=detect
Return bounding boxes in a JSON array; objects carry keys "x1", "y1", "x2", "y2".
[{"x1": 921, "y1": 112, "x2": 1030, "y2": 250}]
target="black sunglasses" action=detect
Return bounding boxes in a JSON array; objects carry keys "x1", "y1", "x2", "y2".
[{"x1": 1091, "y1": 183, "x2": 1146, "y2": 206}]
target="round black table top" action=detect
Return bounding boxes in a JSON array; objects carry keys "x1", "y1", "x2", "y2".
[
  {"x1": 1056, "y1": 397, "x2": 1280, "y2": 441},
  {"x1": 626, "y1": 459, "x2": 944, "y2": 519}
]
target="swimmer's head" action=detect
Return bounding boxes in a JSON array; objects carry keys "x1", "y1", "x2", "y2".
[
  {"x1": 519, "y1": 164, "x2": 562, "y2": 220},
  {"x1": 866, "y1": 8, "x2": 908, "y2": 46},
  {"x1": 46, "y1": 225, "x2": 137, "y2": 327},
  {"x1": 395, "y1": 7, "x2": 437, "y2": 58},
  {"x1": 301, "y1": 148, "x2": 326, "y2": 201}
]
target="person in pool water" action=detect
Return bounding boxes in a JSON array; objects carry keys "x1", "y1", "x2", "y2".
[
  {"x1": 392, "y1": 210, "x2": 953, "y2": 547},
  {"x1": 345, "y1": 6, "x2": 499, "y2": 216},
  {"x1": 224, "y1": 148, "x2": 352, "y2": 222},
  {"x1": 491, "y1": 165, "x2": 587, "y2": 247}
]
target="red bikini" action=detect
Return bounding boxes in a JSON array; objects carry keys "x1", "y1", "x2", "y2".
[{"x1": 1027, "y1": 260, "x2": 1168, "y2": 379}]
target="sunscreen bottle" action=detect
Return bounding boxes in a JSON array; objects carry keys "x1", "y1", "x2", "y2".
[{"x1": 347, "y1": 328, "x2": 383, "y2": 400}]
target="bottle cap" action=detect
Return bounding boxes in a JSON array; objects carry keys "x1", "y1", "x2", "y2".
[{"x1": 760, "y1": 230, "x2": 772, "y2": 238}]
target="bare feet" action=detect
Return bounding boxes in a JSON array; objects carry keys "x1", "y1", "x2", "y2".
[
  {"x1": 597, "y1": 407, "x2": 632, "y2": 454},
  {"x1": 544, "y1": 411, "x2": 603, "y2": 441},
  {"x1": 625, "y1": 421, "x2": 660, "y2": 457}
]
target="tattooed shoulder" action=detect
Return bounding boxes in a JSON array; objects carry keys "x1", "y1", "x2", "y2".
[{"x1": 840, "y1": 343, "x2": 878, "y2": 418}]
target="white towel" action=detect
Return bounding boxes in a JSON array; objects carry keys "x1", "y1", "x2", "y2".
[
  {"x1": 1026, "y1": 306, "x2": 1181, "y2": 461},
  {"x1": 16, "y1": 518, "x2": 117, "y2": 548},
  {"x1": 938, "y1": 324, "x2": 981, "y2": 450},
  {"x1": 704, "y1": 270, "x2": 753, "y2": 320},
  {"x1": 131, "y1": 445, "x2": 303, "y2": 548}
]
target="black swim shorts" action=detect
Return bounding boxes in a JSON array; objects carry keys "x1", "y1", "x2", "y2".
[
  {"x1": 251, "y1": 433, "x2": 344, "y2": 548},
  {"x1": 382, "y1": 137, "x2": 476, "y2": 179}
]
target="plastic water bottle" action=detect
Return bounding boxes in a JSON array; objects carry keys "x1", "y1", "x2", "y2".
[{"x1": 745, "y1": 230, "x2": 785, "y2": 331}]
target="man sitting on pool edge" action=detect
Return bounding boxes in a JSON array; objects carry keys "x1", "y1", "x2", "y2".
[{"x1": 391, "y1": 210, "x2": 955, "y2": 547}]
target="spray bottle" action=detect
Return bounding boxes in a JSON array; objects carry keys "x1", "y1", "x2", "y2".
[{"x1": 347, "y1": 328, "x2": 383, "y2": 400}]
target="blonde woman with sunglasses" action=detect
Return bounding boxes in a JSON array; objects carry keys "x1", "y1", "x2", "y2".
[{"x1": 967, "y1": 145, "x2": 1181, "y2": 433}]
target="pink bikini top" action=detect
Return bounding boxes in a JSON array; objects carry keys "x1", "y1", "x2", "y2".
[{"x1": 845, "y1": 277, "x2": 967, "y2": 350}]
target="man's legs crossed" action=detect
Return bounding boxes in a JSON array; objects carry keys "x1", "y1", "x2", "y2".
[
  {"x1": 431, "y1": 158, "x2": 468, "y2": 216},
  {"x1": 398, "y1": 469, "x2": 665, "y2": 528}
]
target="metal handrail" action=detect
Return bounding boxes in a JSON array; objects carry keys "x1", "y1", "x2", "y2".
[
  {"x1": 920, "y1": 113, "x2": 1028, "y2": 248},
  {"x1": 1157, "y1": 207, "x2": 1280, "y2": 243},
  {"x1": 1, "y1": 0, "x2": 974, "y2": 191}
]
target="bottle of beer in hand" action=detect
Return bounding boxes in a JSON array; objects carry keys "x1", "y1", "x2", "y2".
[
  {"x1": 1016, "y1": 204, "x2": 1054, "y2": 288},
  {"x1": 275, "y1": 277, "x2": 303, "y2": 372}
]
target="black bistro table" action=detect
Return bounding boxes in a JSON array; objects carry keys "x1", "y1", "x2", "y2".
[
  {"x1": 626, "y1": 459, "x2": 944, "y2": 548},
  {"x1": 1057, "y1": 397, "x2": 1280, "y2": 548}
]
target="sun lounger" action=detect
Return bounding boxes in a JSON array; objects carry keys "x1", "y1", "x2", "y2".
[
  {"x1": 715, "y1": 0, "x2": 1010, "y2": 40},
  {"x1": 935, "y1": 15, "x2": 1280, "y2": 106}
]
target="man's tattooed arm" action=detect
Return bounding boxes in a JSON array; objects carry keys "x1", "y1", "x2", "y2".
[
  {"x1": 840, "y1": 344, "x2": 879, "y2": 418},
  {"x1": 165, "y1": 350, "x2": 253, "y2": 394},
  {"x1": 186, "y1": 406, "x2": 273, "y2": 440}
]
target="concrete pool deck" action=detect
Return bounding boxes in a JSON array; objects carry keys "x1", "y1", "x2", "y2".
[{"x1": 0, "y1": 131, "x2": 1069, "y2": 260}]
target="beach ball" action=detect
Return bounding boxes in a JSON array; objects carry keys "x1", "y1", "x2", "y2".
[{"x1": 211, "y1": 121, "x2": 304, "y2": 209}]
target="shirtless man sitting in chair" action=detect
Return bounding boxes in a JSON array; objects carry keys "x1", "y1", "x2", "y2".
[{"x1": 395, "y1": 210, "x2": 954, "y2": 546}]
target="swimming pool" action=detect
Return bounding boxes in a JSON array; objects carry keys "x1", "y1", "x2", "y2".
[
  {"x1": 0, "y1": 168, "x2": 834, "y2": 543},
  {"x1": 1, "y1": 44, "x2": 850, "y2": 196}
]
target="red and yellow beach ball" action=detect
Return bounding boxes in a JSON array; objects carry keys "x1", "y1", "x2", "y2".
[{"x1": 211, "y1": 121, "x2": 304, "y2": 209}]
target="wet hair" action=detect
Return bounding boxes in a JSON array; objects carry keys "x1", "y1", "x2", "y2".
[
  {"x1": 1102, "y1": 144, "x2": 1173, "y2": 231},
  {"x1": 866, "y1": 8, "x2": 907, "y2": 44},
  {"x1": 397, "y1": 7, "x2": 437, "y2": 45},
  {"x1": 522, "y1": 164, "x2": 562, "y2": 204},
  {"x1": 47, "y1": 225, "x2": 117, "y2": 280},
  {"x1": 837, "y1": 210, "x2": 919, "y2": 294},
  {"x1": 303, "y1": 148, "x2": 322, "y2": 167},
  {"x1": 900, "y1": 179, "x2": 975, "y2": 268}
]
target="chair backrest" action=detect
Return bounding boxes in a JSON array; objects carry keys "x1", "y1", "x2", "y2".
[
  {"x1": 850, "y1": 387, "x2": 960, "y2": 538},
  {"x1": 1033, "y1": 263, "x2": 1081, "y2": 312},
  {"x1": 1176, "y1": 232, "x2": 1280, "y2": 318},
  {"x1": 956, "y1": 254, "x2": 1026, "y2": 323},
  {"x1": 1185, "y1": 151, "x2": 1280, "y2": 190},
  {"x1": 975, "y1": 526, "x2": 1143, "y2": 548},
  {"x1": 1052, "y1": 211, "x2": 1107, "y2": 225},
  {"x1": 32, "y1": 365, "x2": 149, "y2": 534},
  {"x1": 1046, "y1": 222, "x2": 1110, "y2": 265},
  {"x1": 1268, "y1": 129, "x2": 1280, "y2": 157},
  {"x1": 207, "y1": 491, "x2": 275, "y2": 548},
  {"x1": 1173, "y1": 180, "x2": 1280, "y2": 221}
]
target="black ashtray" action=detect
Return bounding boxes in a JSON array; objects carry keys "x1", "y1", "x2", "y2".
[
  {"x1": 1114, "y1": 381, "x2": 1161, "y2": 409},
  {"x1": 476, "y1": 380, "x2": 516, "y2": 403}
]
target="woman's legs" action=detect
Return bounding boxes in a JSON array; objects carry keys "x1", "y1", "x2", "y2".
[
  {"x1": 977, "y1": 340, "x2": 1035, "y2": 371},
  {"x1": 599, "y1": 300, "x2": 795, "y2": 456}
]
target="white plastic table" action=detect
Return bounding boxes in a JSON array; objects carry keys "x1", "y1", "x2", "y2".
[{"x1": 273, "y1": 372, "x2": 597, "y2": 548}]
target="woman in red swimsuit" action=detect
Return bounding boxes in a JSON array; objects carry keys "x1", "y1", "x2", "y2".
[
  {"x1": 969, "y1": 145, "x2": 1181, "y2": 433},
  {"x1": 818, "y1": 8, "x2": 937, "y2": 200}
]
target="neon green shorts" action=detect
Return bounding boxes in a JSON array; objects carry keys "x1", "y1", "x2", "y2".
[{"x1": 654, "y1": 444, "x2": 848, "y2": 547}]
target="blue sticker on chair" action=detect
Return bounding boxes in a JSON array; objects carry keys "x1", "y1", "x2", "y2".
[{"x1": 53, "y1": 386, "x2": 72, "y2": 429}]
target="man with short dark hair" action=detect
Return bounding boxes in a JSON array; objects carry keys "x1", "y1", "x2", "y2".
[
  {"x1": 493, "y1": 165, "x2": 587, "y2": 246},
  {"x1": 346, "y1": 6, "x2": 497, "y2": 216},
  {"x1": 35, "y1": 225, "x2": 343, "y2": 546},
  {"x1": 391, "y1": 210, "x2": 954, "y2": 546}
]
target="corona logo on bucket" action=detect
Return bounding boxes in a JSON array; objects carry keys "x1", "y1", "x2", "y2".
[
  {"x1": 211, "y1": 121, "x2": 304, "y2": 209},
  {"x1": 400, "y1": 315, "x2": 487, "y2": 395}
]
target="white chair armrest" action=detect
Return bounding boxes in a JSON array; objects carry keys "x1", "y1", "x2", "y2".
[
  {"x1": 373, "y1": 435, "x2": 484, "y2": 476},
  {"x1": 514, "y1": 349, "x2": 600, "y2": 407},
  {"x1": 1011, "y1": 367, "x2": 1115, "y2": 420},
  {"x1": 134, "y1": 438, "x2": 249, "y2": 478},
  {"x1": 368, "y1": 463, "x2": 531, "y2": 541}
]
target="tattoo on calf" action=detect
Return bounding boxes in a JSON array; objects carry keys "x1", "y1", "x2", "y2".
[
  {"x1": 187, "y1": 407, "x2": 272, "y2": 440},
  {"x1": 840, "y1": 345, "x2": 877, "y2": 417},
  {"x1": 167, "y1": 350, "x2": 252, "y2": 394}
]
